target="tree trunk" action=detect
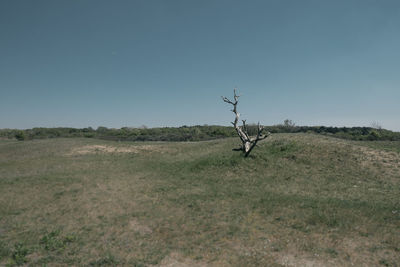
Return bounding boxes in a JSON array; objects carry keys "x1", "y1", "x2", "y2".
[{"x1": 222, "y1": 89, "x2": 270, "y2": 157}]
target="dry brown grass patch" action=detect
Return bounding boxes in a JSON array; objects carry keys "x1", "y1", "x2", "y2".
[
  {"x1": 155, "y1": 252, "x2": 208, "y2": 267},
  {"x1": 356, "y1": 146, "x2": 400, "y2": 168},
  {"x1": 66, "y1": 144, "x2": 169, "y2": 156},
  {"x1": 129, "y1": 218, "x2": 153, "y2": 235}
]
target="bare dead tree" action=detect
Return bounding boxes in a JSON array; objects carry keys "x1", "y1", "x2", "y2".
[
  {"x1": 222, "y1": 89, "x2": 270, "y2": 157},
  {"x1": 370, "y1": 121, "x2": 382, "y2": 130}
]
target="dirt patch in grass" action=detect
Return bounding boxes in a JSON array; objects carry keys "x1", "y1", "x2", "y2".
[
  {"x1": 276, "y1": 252, "x2": 333, "y2": 267},
  {"x1": 352, "y1": 145, "x2": 400, "y2": 178},
  {"x1": 271, "y1": 232, "x2": 399, "y2": 267},
  {"x1": 155, "y1": 252, "x2": 208, "y2": 267},
  {"x1": 356, "y1": 146, "x2": 400, "y2": 167},
  {"x1": 66, "y1": 144, "x2": 168, "y2": 155},
  {"x1": 129, "y1": 219, "x2": 153, "y2": 235}
]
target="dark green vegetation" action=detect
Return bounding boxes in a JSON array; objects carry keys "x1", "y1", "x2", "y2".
[
  {"x1": 0, "y1": 134, "x2": 399, "y2": 266},
  {"x1": 1, "y1": 124, "x2": 400, "y2": 142}
]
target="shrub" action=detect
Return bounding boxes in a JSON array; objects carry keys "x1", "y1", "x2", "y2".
[
  {"x1": 14, "y1": 131, "x2": 26, "y2": 141},
  {"x1": 11, "y1": 243, "x2": 29, "y2": 265},
  {"x1": 40, "y1": 230, "x2": 76, "y2": 252}
]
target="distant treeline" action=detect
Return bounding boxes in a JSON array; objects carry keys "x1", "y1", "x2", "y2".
[{"x1": 1, "y1": 125, "x2": 399, "y2": 142}]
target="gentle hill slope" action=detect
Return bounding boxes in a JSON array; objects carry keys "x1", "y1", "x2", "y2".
[{"x1": 0, "y1": 134, "x2": 399, "y2": 266}]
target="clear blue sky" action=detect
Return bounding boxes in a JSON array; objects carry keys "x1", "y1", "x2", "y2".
[{"x1": 1, "y1": 0, "x2": 399, "y2": 131}]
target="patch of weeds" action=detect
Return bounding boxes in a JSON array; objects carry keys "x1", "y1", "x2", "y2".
[
  {"x1": 268, "y1": 140, "x2": 299, "y2": 155},
  {"x1": 306, "y1": 210, "x2": 339, "y2": 228},
  {"x1": 189, "y1": 154, "x2": 242, "y2": 171},
  {"x1": 0, "y1": 240, "x2": 11, "y2": 259},
  {"x1": 359, "y1": 231, "x2": 369, "y2": 237},
  {"x1": 226, "y1": 224, "x2": 241, "y2": 236},
  {"x1": 127, "y1": 260, "x2": 145, "y2": 267},
  {"x1": 379, "y1": 258, "x2": 390, "y2": 266},
  {"x1": 187, "y1": 201, "x2": 201, "y2": 212},
  {"x1": 33, "y1": 255, "x2": 54, "y2": 266},
  {"x1": 53, "y1": 190, "x2": 65, "y2": 199},
  {"x1": 290, "y1": 223, "x2": 310, "y2": 233},
  {"x1": 299, "y1": 241, "x2": 316, "y2": 252},
  {"x1": 270, "y1": 242, "x2": 283, "y2": 252},
  {"x1": 194, "y1": 255, "x2": 203, "y2": 260},
  {"x1": 369, "y1": 245, "x2": 384, "y2": 252},
  {"x1": 40, "y1": 230, "x2": 77, "y2": 252},
  {"x1": 63, "y1": 233, "x2": 77, "y2": 243},
  {"x1": 10, "y1": 242, "x2": 29, "y2": 266},
  {"x1": 89, "y1": 253, "x2": 119, "y2": 266},
  {"x1": 285, "y1": 154, "x2": 297, "y2": 161},
  {"x1": 325, "y1": 248, "x2": 338, "y2": 257}
]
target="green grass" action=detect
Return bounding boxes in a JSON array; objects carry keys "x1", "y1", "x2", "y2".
[{"x1": 0, "y1": 134, "x2": 399, "y2": 266}]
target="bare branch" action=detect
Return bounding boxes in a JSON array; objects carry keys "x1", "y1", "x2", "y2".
[
  {"x1": 241, "y1": 120, "x2": 250, "y2": 140},
  {"x1": 233, "y1": 88, "x2": 240, "y2": 101},
  {"x1": 221, "y1": 96, "x2": 235, "y2": 105}
]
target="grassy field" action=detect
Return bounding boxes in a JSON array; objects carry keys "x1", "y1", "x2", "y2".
[{"x1": 0, "y1": 133, "x2": 399, "y2": 266}]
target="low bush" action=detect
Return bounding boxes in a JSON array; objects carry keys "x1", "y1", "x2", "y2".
[{"x1": 1, "y1": 125, "x2": 399, "y2": 142}]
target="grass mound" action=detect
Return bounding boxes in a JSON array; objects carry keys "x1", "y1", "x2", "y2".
[{"x1": 0, "y1": 134, "x2": 399, "y2": 266}]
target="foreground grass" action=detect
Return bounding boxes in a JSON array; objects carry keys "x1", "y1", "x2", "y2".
[{"x1": 0, "y1": 134, "x2": 399, "y2": 266}]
